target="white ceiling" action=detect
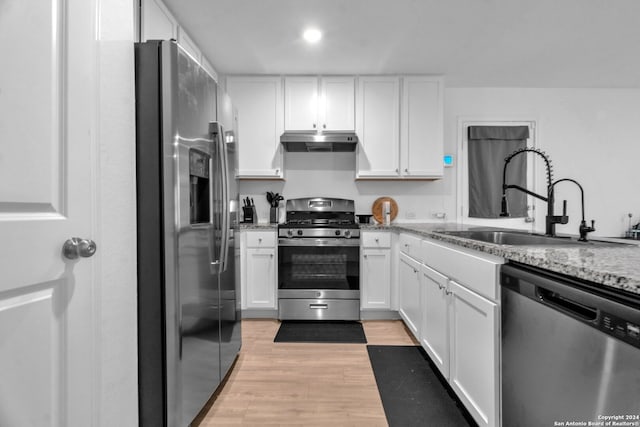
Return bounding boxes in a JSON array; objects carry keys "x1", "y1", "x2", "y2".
[{"x1": 162, "y1": 0, "x2": 640, "y2": 87}]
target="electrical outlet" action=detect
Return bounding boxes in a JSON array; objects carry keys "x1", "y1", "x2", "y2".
[
  {"x1": 405, "y1": 211, "x2": 416, "y2": 219},
  {"x1": 432, "y1": 212, "x2": 446, "y2": 219}
]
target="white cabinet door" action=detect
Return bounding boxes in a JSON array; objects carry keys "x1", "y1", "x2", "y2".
[
  {"x1": 284, "y1": 76, "x2": 318, "y2": 131},
  {"x1": 226, "y1": 76, "x2": 284, "y2": 178},
  {"x1": 400, "y1": 76, "x2": 443, "y2": 178},
  {"x1": 141, "y1": 0, "x2": 178, "y2": 41},
  {"x1": 177, "y1": 26, "x2": 201, "y2": 63},
  {"x1": 284, "y1": 76, "x2": 355, "y2": 132},
  {"x1": 321, "y1": 77, "x2": 355, "y2": 131},
  {"x1": 398, "y1": 253, "x2": 422, "y2": 339},
  {"x1": 448, "y1": 280, "x2": 499, "y2": 427},
  {"x1": 356, "y1": 76, "x2": 401, "y2": 178},
  {"x1": 361, "y1": 249, "x2": 391, "y2": 309},
  {"x1": 420, "y1": 264, "x2": 450, "y2": 379},
  {"x1": 245, "y1": 247, "x2": 277, "y2": 309}
]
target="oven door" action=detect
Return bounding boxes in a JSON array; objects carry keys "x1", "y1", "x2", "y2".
[{"x1": 278, "y1": 238, "x2": 360, "y2": 299}]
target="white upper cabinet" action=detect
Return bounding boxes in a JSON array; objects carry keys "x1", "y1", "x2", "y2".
[
  {"x1": 226, "y1": 76, "x2": 284, "y2": 179},
  {"x1": 356, "y1": 76, "x2": 443, "y2": 180},
  {"x1": 140, "y1": 0, "x2": 218, "y2": 82},
  {"x1": 177, "y1": 26, "x2": 201, "y2": 63},
  {"x1": 321, "y1": 77, "x2": 355, "y2": 131},
  {"x1": 141, "y1": 0, "x2": 178, "y2": 41},
  {"x1": 284, "y1": 76, "x2": 355, "y2": 131},
  {"x1": 284, "y1": 77, "x2": 317, "y2": 131},
  {"x1": 356, "y1": 76, "x2": 401, "y2": 178},
  {"x1": 400, "y1": 76, "x2": 443, "y2": 178}
]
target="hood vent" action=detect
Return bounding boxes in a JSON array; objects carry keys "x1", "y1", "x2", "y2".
[{"x1": 280, "y1": 132, "x2": 358, "y2": 152}]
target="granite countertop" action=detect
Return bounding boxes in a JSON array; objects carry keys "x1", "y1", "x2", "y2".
[
  {"x1": 362, "y1": 222, "x2": 640, "y2": 297},
  {"x1": 239, "y1": 223, "x2": 278, "y2": 230}
]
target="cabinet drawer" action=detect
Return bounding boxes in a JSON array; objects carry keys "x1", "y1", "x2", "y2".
[
  {"x1": 246, "y1": 231, "x2": 276, "y2": 248},
  {"x1": 278, "y1": 299, "x2": 360, "y2": 321},
  {"x1": 361, "y1": 232, "x2": 391, "y2": 248},
  {"x1": 422, "y1": 238, "x2": 503, "y2": 300},
  {"x1": 399, "y1": 233, "x2": 422, "y2": 261}
]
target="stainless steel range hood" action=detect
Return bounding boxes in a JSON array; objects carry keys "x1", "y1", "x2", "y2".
[{"x1": 280, "y1": 132, "x2": 358, "y2": 152}]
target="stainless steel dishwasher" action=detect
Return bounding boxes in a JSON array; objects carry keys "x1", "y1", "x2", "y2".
[{"x1": 501, "y1": 263, "x2": 640, "y2": 427}]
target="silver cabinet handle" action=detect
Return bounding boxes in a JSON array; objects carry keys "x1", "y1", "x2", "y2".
[
  {"x1": 445, "y1": 289, "x2": 453, "y2": 295},
  {"x1": 323, "y1": 124, "x2": 326, "y2": 129},
  {"x1": 310, "y1": 303, "x2": 328, "y2": 309},
  {"x1": 270, "y1": 253, "x2": 274, "y2": 258},
  {"x1": 405, "y1": 168, "x2": 409, "y2": 173},
  {"x1": 395, "y1": 168, "x2": 399, "y2": 173},
  {"x1": 375, "y1": 238, "x2": 379, "y2": 243},
  {"x1": 313, "y1": 123, "x2": 317, "y2": 128},
  {"x1": 63, "y1": 238, "x2": 97, "y2": 259},
  {"x1": 258, "y1": 238, "x2": 262, "y2": 242},
  {"x1": 364, "y1": 254, "x2": 368, "y2": 258}
]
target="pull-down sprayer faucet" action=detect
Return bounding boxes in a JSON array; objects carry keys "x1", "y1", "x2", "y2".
[
  {"x1": 548, "y1": 178, "x2": 596, "y2": 241},
  {"x1": 500, "y1": 147, "x2": 595, "y2": 240}
]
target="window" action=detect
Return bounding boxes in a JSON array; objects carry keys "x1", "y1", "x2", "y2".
[
  {"x1": 467, "y1": 125, "x2": 529, "y2": 218},
  {"x1": 457, "y1": 120, "x2": 537, "y2": 230}
]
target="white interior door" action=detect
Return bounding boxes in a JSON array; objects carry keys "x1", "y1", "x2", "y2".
[{"x1": 0, "y1": 1, "x2": 98, "y2": 426}]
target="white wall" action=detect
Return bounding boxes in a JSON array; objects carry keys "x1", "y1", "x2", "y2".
[
  {"x1": 97, "y1": 0, "x2": 138, "y2": 425},
  {"x1": 445, "y1": 88, "x2": 640, "y2": 237},
  {"x1": 239, "y1": 152, "x2": 455, "y2": 224}
]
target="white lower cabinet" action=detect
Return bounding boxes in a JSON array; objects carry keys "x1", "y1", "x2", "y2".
[
  {"x1": 361, "y1": 231, "x2": 392, "y2": 310},
  {"x1": 448, "y1": 280, "x2": 499, "y2": 427},
  {"x1": 398, "y1": 252, "x2": 422, "y2": 337},
  {"x1": 410, "y1": 237, "x2": 503, "y2": 427},
  {"x1": 420, "y1": 264, "x2": 450, "y2": 377},
  {"x1": 361, "y1": 249, "x2": 391, "y2": 309},
  {"x1": 241, "y1": 230, "x2": 277, "y2": 310}
]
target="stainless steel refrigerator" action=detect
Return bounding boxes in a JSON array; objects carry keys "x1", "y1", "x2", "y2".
[{"x1": 135, "y1": 40, "x2": 241, "y2": 427}]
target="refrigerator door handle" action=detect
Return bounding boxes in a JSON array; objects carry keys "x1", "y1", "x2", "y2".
[
  {"x1": 218, "y1": 123, "x2": 230, "y2": 273},
  {"x1": 209, "y1": 155, "x2": 221, "y2": 271}
]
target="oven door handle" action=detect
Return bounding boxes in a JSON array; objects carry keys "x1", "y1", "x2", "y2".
[{"x1": 278, "y1": 238, "x2": 360, "y2": 247}]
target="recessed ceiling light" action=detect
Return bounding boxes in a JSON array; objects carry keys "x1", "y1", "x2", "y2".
[{"x1": 303, "y1": 28, "x2": 322, "y2": 43}]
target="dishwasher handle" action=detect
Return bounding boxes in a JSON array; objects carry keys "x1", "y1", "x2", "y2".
[{"x1": 536, "y1": 287, "x2": 598, "y2": 322}]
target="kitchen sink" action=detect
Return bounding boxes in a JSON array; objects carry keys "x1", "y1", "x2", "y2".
[{"x1": 436, "y1": 229, "x2": 631, "y2": 247}]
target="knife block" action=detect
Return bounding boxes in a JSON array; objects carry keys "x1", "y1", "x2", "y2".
[{"x1": 242, "y1": 206, "x2": 257, "y2": 224}]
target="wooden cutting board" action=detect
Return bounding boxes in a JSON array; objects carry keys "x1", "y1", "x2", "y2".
[{"x1": 372, "y1": 197, "x2": 398, "y2": 224}]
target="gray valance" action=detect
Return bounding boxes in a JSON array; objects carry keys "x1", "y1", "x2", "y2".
[
  {"x1": 468, "y1": 125, "x2": 529, "y2": 141},
  {"x1": 468, "y1": 126, "x2": 528, "y2": 218}
]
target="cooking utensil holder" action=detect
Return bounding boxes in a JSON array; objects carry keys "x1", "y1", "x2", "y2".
[{"x1": 269, "y1": 207, "x2": 279, "y2": 224}]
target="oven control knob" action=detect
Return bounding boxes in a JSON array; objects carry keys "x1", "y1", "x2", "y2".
[
  {"x1": 287, "y1": 229, "x2": 294, "y2": 237},
  {"x1": 344, "y1": 230, "x2": 351, "y2": 238},
  {"x1": 335, "y1": 230, "x2": 341, "y2": 236},
  {"x1": 297, "y1": 230, "x2": 303, "y2": 236}
]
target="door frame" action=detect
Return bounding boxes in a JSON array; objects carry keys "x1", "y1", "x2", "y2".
[{"x1": 456, "y1": 116, "x2": 540, "y2": 231}]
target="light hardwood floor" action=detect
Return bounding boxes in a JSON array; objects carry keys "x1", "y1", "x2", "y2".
[{"x1": 194, "y1": 319, "x2": 418, "y2": 426}]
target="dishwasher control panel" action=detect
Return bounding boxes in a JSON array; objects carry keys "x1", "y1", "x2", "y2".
[{"x1": 600, "y1": 311, "x2": 640, "y2": 349}]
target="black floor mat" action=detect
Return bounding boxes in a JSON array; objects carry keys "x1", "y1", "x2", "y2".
[
  {"x1": 367, "y1": 345, "x2": 478, "y2": 427},
  {"x1": 274, "y1": 320, "x2": 367, "y2": 343}
]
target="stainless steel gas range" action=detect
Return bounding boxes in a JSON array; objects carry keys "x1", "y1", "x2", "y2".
[{"x1": 277, "y1": 197, "x2": 360, "y2": 320}]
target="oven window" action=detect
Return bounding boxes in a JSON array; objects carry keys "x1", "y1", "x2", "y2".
[{"x1": 278, "y1": 246, "x2": 359, "y2": 290}]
